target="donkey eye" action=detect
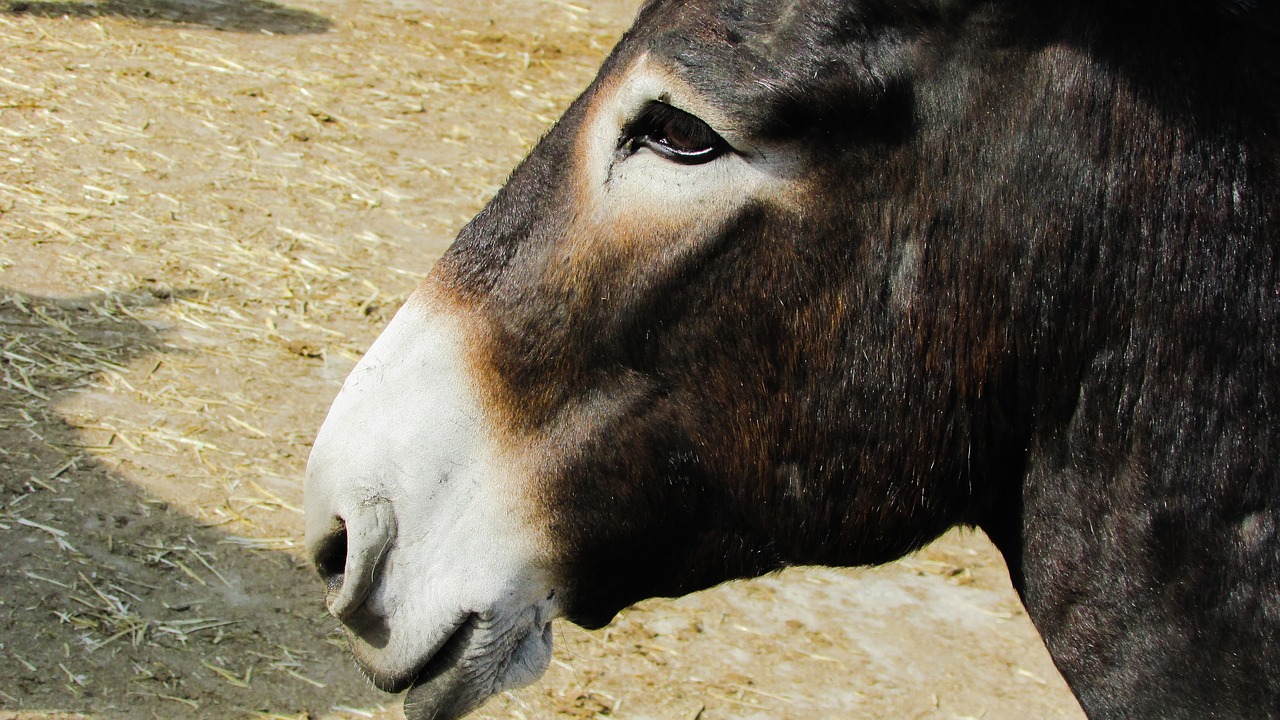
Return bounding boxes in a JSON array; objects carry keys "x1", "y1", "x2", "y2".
[{"x1": 621, "y1": 101, "x2": 730, "y2": 164}]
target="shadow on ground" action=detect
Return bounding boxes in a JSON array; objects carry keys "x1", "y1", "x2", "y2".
[
  {"x1": 0, "y1": 288, "x2": 380, "y2": 717},
  {"x1": 2, "y1": 0, "x2": 330, "y2": 34}
]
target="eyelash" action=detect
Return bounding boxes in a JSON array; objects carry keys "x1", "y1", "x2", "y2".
[{"x1": 619, "y1": 101, "x2": 730, "y2": 165}]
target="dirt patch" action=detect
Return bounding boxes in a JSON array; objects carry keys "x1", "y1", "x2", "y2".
[{"x1": 0, "y1": 0, "x2": 1085, "y2": 718}]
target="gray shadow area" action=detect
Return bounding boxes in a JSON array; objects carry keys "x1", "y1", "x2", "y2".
[
  {"x1": 0, "y1": 288, "x2": 381, "y2": 717},
  {"x1": 3, "y1": 0, "x2": 331, "y2": 34}
]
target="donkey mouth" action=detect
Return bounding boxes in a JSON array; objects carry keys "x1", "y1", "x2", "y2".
[
  {"x1": 400, "y1": 603, "x2": 557, "y2": 720},
  {"x1": 401, "y1": 614, "x2": 482, "y2": 720},
  {"x1": 353, "y1": 610, "x2": 470, "y2": 693}
]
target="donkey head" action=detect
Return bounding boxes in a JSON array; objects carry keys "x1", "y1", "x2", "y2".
[{"x1": 306, "y1": 0, "x2": 1277, "y2": 716}]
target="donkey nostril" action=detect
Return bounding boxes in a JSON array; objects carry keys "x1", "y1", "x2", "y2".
[
  {"x1": 310, "y1": 503, "x2": 393, "y2": 621},
  {"x1": 314, "y1": 518, "x2": 348, "y2": 588},
  {"x1": 308, "y1": 502, "x2": 389, "y2": 620}
]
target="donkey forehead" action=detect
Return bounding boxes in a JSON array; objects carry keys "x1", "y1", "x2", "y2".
[{"x1": 623, "y1": 0, "x2": 931, "y2": 129}]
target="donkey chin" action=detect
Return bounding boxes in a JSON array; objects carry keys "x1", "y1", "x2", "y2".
[{"x1": 304, "y1": 300, "x2": 561, "y2": 720}]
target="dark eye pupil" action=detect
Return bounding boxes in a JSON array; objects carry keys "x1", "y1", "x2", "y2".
[
  {"x1": 622, "y1": 102, "x2": 728, "y2": 164},
  {"x1": 660, "y1": 117, "x2": 709, "y2": 152}
]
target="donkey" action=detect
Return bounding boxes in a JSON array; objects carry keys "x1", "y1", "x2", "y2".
[{"x1": 304, "y1": 0, "x2": 1280, "y2": 717}]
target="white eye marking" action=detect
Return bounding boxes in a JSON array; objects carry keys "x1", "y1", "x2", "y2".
[{"x1": 572, "y1": 54, "x2": 799, "y2": 235}]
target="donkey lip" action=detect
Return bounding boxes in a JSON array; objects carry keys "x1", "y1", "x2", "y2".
[
  {"x1": 359, "y1": 613, "x2": 472, "y2": 694},
  {"x1": 400, "y1": 615, "x2": 482, "y2": 720}
]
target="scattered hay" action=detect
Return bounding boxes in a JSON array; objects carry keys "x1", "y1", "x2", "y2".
[{"x1": 0, "y1": 0, "x2": 622, "y2": 716}]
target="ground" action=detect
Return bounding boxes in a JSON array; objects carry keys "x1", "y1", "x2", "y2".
[{"x1": 0, "y1": 0, "x2": 1087, "y2": 718}]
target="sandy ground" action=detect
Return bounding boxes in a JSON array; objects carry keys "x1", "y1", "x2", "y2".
[{"x1": 0, "y1": 0, "x2": 1087, "y2": 717}]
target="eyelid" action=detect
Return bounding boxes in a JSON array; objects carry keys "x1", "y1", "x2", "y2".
[{"x1": 618, "y1": 100, "x2": 731, "y2": 164}]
